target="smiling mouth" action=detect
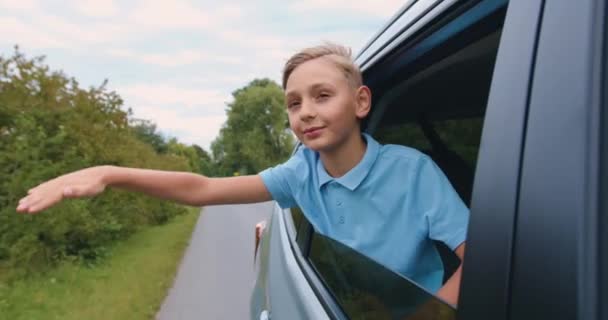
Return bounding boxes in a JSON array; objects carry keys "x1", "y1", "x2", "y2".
[{"x1": 303, "y1": 127, "x2": 324, "y2": 134}]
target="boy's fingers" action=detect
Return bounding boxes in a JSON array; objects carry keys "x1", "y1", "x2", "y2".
[
  {"x1": 26, "y1": 204, "x2": 40, "y2": 214},
  {"x1": 27, "y1": 197, "x2": 54, "y2": 214},
  {"x1": 16, "y1": 203, "x2": 27, "y2": 212},
  {"x1": 16, "y1": 195, "x2": 31, "y2": 211}
]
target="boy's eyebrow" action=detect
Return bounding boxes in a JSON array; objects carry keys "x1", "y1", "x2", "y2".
[
  {"x1": 310, "y1": 83, "x2": 336, "y2": 91},
  {"x1": 285, "y1": 82, "x2": 336, "y2": 98},
  {"x1": 285, "y1": 91, "x2": 299, "y2": 99}
]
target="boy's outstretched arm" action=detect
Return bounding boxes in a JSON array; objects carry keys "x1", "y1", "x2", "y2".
[{"x1": 16, "y1": 165, "x2": 272, "y2": 214}]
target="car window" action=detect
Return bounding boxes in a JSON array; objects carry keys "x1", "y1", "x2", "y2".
[
  {"x1": 309, "y1": 232, "x2": 456, "y2": 320},
  {"x1": 291, "y1": 206, "x2": 305, "y2": 235},
  {"x1": 286, "y1": 1, "x2": 508, "y2": 317}
]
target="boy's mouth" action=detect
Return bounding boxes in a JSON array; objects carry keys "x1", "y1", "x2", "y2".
[{"x1": 303, "y1": 126, "x2": 324, "y2": 137}]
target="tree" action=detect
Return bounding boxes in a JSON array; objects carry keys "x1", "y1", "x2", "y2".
[
  {"x1": 211, "y1": 79, "x2": 294, "y2": 176},
  {"x1": 130, "y1": 118, "x2": 169, "y2": 154}
]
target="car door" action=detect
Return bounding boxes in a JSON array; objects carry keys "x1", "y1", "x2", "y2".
[
  {"x1": 505, "y1": 1, "x2": 606, "y2": 319},
  {"x1": 460, "y1": 1, "x2": 607, "y2": 319},
  {"x1": 252, "y1": 0, "x2": 608, "y2": 319},
  {"x1": 279, "y1": 0, "x2": 523, "y2": 319}
]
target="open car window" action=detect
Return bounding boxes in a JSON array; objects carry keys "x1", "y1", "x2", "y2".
[{"x1": 287, "y1": 0, "x2": 509, "y2": 317}]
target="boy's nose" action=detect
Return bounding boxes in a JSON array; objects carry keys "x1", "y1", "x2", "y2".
[{"x1": 299, "y1": 101, "x2": 317, "y2": 120}]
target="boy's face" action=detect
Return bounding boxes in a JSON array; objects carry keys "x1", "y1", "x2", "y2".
[{"x1": 285, "y1": 57, "x2": 370, "y2": 152}]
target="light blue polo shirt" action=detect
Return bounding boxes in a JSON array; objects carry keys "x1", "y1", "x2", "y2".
[{"x1": 259, "y1": 133, "x2": 469, "y2": 293}]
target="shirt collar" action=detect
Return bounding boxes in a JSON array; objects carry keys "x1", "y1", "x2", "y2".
[{"x1": 317, "y1": 133, "x2": 380, "y2": 191}]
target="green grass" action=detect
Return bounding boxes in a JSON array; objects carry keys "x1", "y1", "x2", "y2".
[{"x1": 0, "y1": 209, "x2": 200, "y2": 320}]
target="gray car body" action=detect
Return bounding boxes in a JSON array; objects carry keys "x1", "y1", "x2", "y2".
[{"x1": 250, "y1": 0, "x2": 607, "y2": 319}]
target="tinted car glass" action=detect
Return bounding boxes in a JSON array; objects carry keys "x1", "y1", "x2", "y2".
[
  {"x1": 291, "y1": 206, "x2": 305, "y2": 235},
  {"x1": 309, "y1": 232, "x2": 456, "y2": 320},
  {"x1": 375, "y1": 118, "x2": 481, "y2": 206}
]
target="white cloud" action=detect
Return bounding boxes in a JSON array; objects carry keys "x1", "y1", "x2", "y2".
[
  {"x1": 291, "y1": 0, "x2": 406, "y2": 18},
  {"x1": 119, "y1": 83, "x2": 229, "y2": 110},
  {"x1": 34, "y1": 14, "x2": 125, "y2": 45},
  {"x1": 130, "y1": 105, "x2": 226, "y2": 149},
  {"x1": 73, "y1": 0, "x2": 118, "y2": 18},
  {"x1": 0, "y1": 1, "x2": 245, "y2": 52},
  {"x1": 0, "y1": 17, "x2": 66, "y2": 48},
  {"x1": 129, "y1": 0, "x2": 212, "y2": 30},
  {"x1": 107, "y1": 48, "x2": 242, "y2": 67},
  {"x1": 170, "y1": 73, "x2": 261, "y2": 90},
  {"x1": 213, "y1": 4, "x2": 244, "y2": 20},
  {"x1": 0, "y1": 14, "x2": 127, "y2": 50},
  {"x1": 0, "y1": 0, "x2": 38, "y2": 11}
]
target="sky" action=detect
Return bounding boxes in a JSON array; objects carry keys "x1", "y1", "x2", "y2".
[{"x1": 0, "y1": 0, "x2": 404, "y2": 151}]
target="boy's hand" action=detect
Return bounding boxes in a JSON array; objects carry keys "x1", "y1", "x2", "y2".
[{"x1": 16, "y1": 166, "x2": 110, "y2": 214}]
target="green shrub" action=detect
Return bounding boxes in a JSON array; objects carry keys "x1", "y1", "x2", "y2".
[{"x1": 0, "y1": 49, "x2": 198, "y2": 277}]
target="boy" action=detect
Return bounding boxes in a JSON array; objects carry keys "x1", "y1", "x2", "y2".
[{"x1": 16, "y1": 44, "x2": 468, "y2": 306}]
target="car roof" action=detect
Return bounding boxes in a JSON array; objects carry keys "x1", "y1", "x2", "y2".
[
  {"x1": 355, "y1": 0, "x2": 455, "y2": 71},
  {"x1": 355, "y1": 0, "x2": 416, "y2": 60}
]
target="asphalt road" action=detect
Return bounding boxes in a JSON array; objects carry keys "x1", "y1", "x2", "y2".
[{"x1": 156, "y1": 202, "x2": 274, "y2": 320}]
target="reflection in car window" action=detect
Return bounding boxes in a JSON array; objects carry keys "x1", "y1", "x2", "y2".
[
  {"x1": 375, "y1": 118, "x2": 482, "y2": 206},
  {"x1": 309, "y1": 232, "x2": 456, "y2": 320},
  {"x1": 291, "y1": 206, "x2": 305, "y2": 235}
]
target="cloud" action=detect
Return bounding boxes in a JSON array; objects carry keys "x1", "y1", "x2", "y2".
[
  {"x1": 73, "y1": 0, "x2": 118, "y2": 18},
  {"x1": 0, "y1": 14, "x2": 126, "y2": 50},
  {"x1": 291, "y1": 0, "x2": 406, "y2": 18},
  {"x1": 0, "y1": 0, "x2": 38, "y2": 11},
  {"x1": 0, "y1": 1, "x2": 245, "y2": 52},
  {"x1": 128, "y1": 0, "x2": 243, "y2": 31},
  {"x1": 0, "y1": 17, "x2": 66, "y2": 48},
  {"x1": 106, "y1": 48, "x2": 243, "y2": 67},
  {"x1": 130, "y1": 105, "x2": 226, "y2": 149},
  {"x1": 119, "y1": 83, "x2": 229, "y2": 111}
]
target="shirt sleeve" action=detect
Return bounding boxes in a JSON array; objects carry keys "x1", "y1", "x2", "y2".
[
  {"x1": 412, "y1": 156, "x2": 470, "y2": 250},
  {"x1": 258, "y1": 149, "x2": 303, "y2": 209}
]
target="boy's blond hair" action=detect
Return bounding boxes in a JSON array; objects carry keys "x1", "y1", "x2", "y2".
[{"x1": 282, "y1": 43, "x2": 363, "y2": 90}]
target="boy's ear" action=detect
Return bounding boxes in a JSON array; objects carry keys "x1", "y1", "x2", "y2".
[{"x1": 355, "y1": 86, "x2": 372, "y2": 119}]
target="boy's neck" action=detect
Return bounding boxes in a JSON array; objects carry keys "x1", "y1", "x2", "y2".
[{"x1": 319, "y1": 132, "x2": 367, "y2": 178}]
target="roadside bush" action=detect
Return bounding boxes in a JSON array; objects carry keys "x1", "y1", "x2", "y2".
[{"x1": 0, "y1": 49, "x2": 196, "y2": 277}]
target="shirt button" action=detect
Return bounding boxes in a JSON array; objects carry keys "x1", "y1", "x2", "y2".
[
  {"x1": 339, "y1": 216, "x2": 345, "y2": 224},
  {"x1": 336, "y1": 201, "x2": 342, "y2": 206}
]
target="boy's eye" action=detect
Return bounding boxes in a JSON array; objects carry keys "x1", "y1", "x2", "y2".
[
  {"x1": 317, "y1": 92, "x2": 331, "y2": 100},
  {"x1": 288, "y1": 101, "x2": 301, "y2": 109}
]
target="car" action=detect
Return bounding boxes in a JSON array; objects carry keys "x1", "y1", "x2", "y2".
[{"x1": 250, "y1": 0, "x2": 607, "y2": 319}]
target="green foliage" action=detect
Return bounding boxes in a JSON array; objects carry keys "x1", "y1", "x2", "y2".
[
  {"x1": 0, "y1": 209, "x2": 199, "y2": 320},
  {"x1": 211, "y1": 78, "x2": 294, "y2": 176},
  {"x1": 0, "y1": 48, "x2": 202, "y2": 276},
  {"x1": 0, "y1": 49, "x2": 294, "y2": 278},
  {"x1": 130, "y1": 119, "x2": 169, "y2": 154}
]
